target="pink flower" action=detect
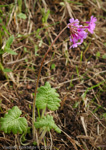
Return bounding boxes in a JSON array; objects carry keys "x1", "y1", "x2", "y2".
[
  {"x1": 68, "y1": 16, "x2": 97, "y2": 48},
  {"x1": 68, "y1": 19, "x2": 88, "y2": 49},
  {"x1": 85, "y1": 16, "x2": 97, "y2": 34},
  {"x1": 68, "y1": 18, "x2": 79, "y2": 27},
  {"x1": 69, "y1": 30, "x2": 88, "y2": 48}
]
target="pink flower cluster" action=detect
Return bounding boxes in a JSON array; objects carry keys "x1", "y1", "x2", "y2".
[{"x1": 68, "y1": 16, "x2": 97, "y2": 48}]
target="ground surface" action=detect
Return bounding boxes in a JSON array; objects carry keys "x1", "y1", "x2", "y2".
[{"x1": 0, "y1": 0, "x2": 106, "y2": 150}]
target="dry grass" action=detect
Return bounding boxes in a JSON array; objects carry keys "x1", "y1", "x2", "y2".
[{"x1": 0, "y1": 0, "x2": 106, "y2": 149}]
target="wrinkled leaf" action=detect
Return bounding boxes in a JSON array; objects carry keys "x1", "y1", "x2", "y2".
[
  {"x1": 34, "y1": 115, "x2": 61, "y2": 133},
  {"x1": 36, "y1": 82, "x2": 61, "y2": 111},
  {"x1": 0, "y1": 106, "x2": 28, "y2": 134}
]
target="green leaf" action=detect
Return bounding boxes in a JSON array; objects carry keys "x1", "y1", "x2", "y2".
[
  {"x1": 17, "y1": 34, "x2": 23, "y2": 38},
  {"x1": 104, "y1": 43, "x2": 106, "y2": 47},
  {"x1": 0, "y1": 31, "x2": 2, "y2": 48},
  {"x1": 73, "y1": 102, "x2": 80, "y2": 108},
  {"x1": 34, "y1": 45, "x2": 39, "y2": 56},
  {"x1": 96, "y1": 51, "x2": 100, "y2": 58},
  {"x1": 17, "y1": 0, "x2": 22, "y2": 13},
  {"x1": 0, "y1": 106, "x2": 28, "y2": 134},
  {"x1": 4, "y1": 47, "x2": 17, "y2": 55},
  {"x1": 41, "y1": 9, "x2": 50, "y2": 23},
  {"x1": 0, "y1": 18, "x2": 2, "y2": 23},
  {"x1": 0, "y1": 49, "x2": 4, "y2": 54},
  {"x1": 45, "y1": 9, "x2": 50, "y2": 23},
  {"x1": 6, "y1": 35, "x2": 14, "y2": 48},
  {"x1": 36, "y1": 82, "x2": 61, "y2": 111},
  {"x1": 60, "y1": 2, "x2": 65, "y2": 6},
  {"x1": 0, "y1": 5, "x2": 8, "y2": 8},
  {"x1": 102, "y1": 54, "x2": 106, "y2": 59},
  {"x1": 51, "y1": 63, "x2": 55, "y2": 70},
  {"x1": 2, "y1": 25, "x2": 10, "y2": 35},
  {"x1": 102, "y1": 113, "x2": 106, "y2": 119},
  {"x1": 3, "y1": 68, "x2": 13, "y2": 72},
  {"x1": 17, "y1": 13, "x2": 27, "y2": 19},
  {"x1": 81, "y1": 92, "x2": 87, "y2": 100},
  {"x1": 34, "y1": 115, "x2": 61, "y2": 133}
]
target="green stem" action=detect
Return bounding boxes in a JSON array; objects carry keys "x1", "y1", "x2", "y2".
[
  {"x1": 0, "y1": 54, "x2": 3, "y2": 64},
  {"x1": 32, "y1": 25, "x2": 68, "y2": 141},
  {"x1": 41, "y1": 108, "x2": 46, "y2": 118},
  {"x1": 37, "y1": 108, "x2": 40, "y2": 118},
  {"x1": 0, "y1": 30, "x2": 7, "y2": 79},
  {"x1": 0, "y1": 62, "x2": 8, "y2": 80},
  {"x1": 0, "y1": 31, "x2": 3, "y2": 65}
]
